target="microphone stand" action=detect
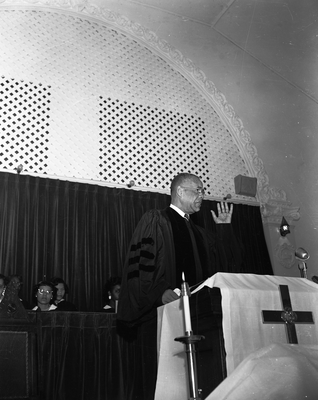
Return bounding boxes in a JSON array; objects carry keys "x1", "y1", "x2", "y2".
[{"x1": 298, "y1": 261, "x2": 308, "y2": 279}]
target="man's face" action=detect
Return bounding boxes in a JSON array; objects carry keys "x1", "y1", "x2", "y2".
[
  {"x1": 179, "y1": 177, "x2": 205, "y2": 214},
  {"x1": 55, "y1": 283, "x2": 66, "y2": 301}
]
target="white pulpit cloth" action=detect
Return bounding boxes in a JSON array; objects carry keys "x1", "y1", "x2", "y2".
[
  {"x1": 155, "y1": 273, "x2": 318, "y2": 400},
  {"x1": 206, "y1": 343, "x2": 318, "y2": 400},
  {"x1": 155, "y1": 298, "x2": 186, "y2": 400},
  {"x1": 192, "y1": 273, "x2": 318, "y2": 374}
]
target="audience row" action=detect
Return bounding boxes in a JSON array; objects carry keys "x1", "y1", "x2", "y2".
[{"x1": 0, "y1": 274, "x2": 121, "y2": 313}]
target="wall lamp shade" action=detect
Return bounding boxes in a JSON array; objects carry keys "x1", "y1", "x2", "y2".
[{"x1": 279, "y1": 217, "x2": 290, "y2": 237}]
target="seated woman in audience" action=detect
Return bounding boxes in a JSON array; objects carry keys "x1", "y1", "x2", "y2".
[
  {"x1": 101, "y1": 276, "x2": 121, "y2": 313},
  {"x1": 8, "y1": 274, "x2": 31, "y2": 309},
  {"x1": 32, "y1": 281, "x2": 57, "y2": 311},
  {"x1": 50, "y1": 277, "x2": 77, "y2": 311}
]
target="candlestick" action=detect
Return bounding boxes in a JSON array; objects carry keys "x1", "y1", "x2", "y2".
[
  {"x1": 181, "y1": 272, "x2": 192, "y2": 334},
  {"x1": 175, "y1": 274, "x2": 204, "y2": 399}
]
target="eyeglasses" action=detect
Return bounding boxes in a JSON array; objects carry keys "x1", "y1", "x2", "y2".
[
  {"x1": 180, "y1": 186, "x2": 205, "y2": 196},
  {"x1": 38, "y1": 288, "x2": 52, "y2": 295}
]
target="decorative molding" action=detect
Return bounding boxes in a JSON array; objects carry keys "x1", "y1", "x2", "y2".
[
  {"x1": 0, "y1": 0, "x2": 88, "y2": 11},
  {"x1": 260, "y1": 202, "x2": 300, "y2": 225},
  {"x1": 0, "y1": 0, "x2": 290, "y2": 207},
  {"x1": 275, "y1": 236, "x2": 295, "y2": 269}
]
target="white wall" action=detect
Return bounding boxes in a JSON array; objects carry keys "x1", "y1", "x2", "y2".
[
  {"x1": 91, "y1": 0, "x2": 318, "y2": 279},
  {"x1": 2, "y1": 0, "x2": 317, "y2": 278}
]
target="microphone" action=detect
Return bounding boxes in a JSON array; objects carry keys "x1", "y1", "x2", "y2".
[
  {"x1": 295, "y1": 247, "x2": 310, "y2": 261},
  {"x1": 223, "y1": 194, "x2": 232, "y2": 201},
  {"x1": 295, "y1": 247, "x2": 310, "y2": 279}
]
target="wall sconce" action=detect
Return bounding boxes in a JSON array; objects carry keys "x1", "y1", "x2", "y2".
[
  {"x1": 279, "y1": 217, "x2": 290, "y2": 237},
  {"x1": 295, "y1": 247, "x2": 310, "y2": 279},
  {"x1": 127, "y1": 180, "x2": 135, "y2": 188},
  {"x1": 15, "y1": 164, "x2": 23, "y2": 174},
  {"x1": 223, "y1": 194, "x2": 232, "y2": 201}
]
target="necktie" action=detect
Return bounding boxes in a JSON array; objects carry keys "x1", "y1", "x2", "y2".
[{"x1": 183, "y1": 214, "x2": 203, "y2": 283}]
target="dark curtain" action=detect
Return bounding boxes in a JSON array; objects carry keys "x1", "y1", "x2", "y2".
[
  {"x1": 27, "y1": 312, "x2": 130, "y2": 400},
  {"x1": 0, "y1": 171, "x2": 272, "y2": 312}
]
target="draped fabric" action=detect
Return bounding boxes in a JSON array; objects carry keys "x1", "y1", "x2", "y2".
[
  {"x1": 0, "y1": 171, "x2": 272, "y2": 312},
  {"x1": 0, "y1": 171, "x2": 273, "y2": 399},
  {"x1": 27, "y1": 312, "x2": 130, "y2": 400}
]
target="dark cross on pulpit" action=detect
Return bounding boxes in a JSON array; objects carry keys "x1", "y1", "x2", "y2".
[{"x1": 262, "y1": 284, "x2": 314, "y2": 344}]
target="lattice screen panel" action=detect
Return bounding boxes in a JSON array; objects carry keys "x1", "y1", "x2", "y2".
[
  {"x1": 99, "y1": 97, "x2": 210, "y2": 190},
  {"x1": 0, "y1": 7, "x2": 250, "y2": 198},
  {"x1": 0, "y1": 77, "x2": 50, "y2": 172}
]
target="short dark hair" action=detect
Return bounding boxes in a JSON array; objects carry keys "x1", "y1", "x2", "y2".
[
  {"x1": 170, "y1": 173, "x2": 199, "y2": 196},
  {"x1": 32, "y1": 281, "x2": 57, "y2": 304},
  {"x1": 50, "y1": 277, "x2": 69, "y2": 294}
]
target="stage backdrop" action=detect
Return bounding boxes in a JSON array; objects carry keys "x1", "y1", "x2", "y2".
[{"x1": 0, "y1": 171, "x2": 272, "y2": 311}]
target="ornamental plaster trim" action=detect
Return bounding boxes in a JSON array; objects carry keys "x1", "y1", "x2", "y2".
[
  {"x1": 260, "y1": 202, "x2": 300, "y2": 225},
  {"x1": 0, "y1": 0, "x2": 289, "y2": 206},
  {"x1": 275, "y1": 236, "x2": 296, "y2": 269}
]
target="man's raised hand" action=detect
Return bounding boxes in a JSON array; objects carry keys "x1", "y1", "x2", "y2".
[{"x1": 211, "y1": 202, "x2": 233, "y2": 224}]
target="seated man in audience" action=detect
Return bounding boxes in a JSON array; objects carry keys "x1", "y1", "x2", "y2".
[
  {"x1": 50, "y1": 277, "x2": 77, "y2": 311},
  {"x1": 101, "y1": 276, "x2": 121, "y2": 313},
  {"x1": 32, "y1": 281, "x2": 57, "y2": 311}
]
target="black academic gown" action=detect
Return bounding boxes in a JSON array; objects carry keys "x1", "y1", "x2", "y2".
[
  {"x1": 117, "y1": 207, "x2": 243, "y2": 400},
  {"x1": 118, "y1": 207, "x2": 242, "y2": 326}
]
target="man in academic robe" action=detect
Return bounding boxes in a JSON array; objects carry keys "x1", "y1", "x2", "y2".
[{"x1": 117, "y1": 172, "x2": 243, "y2": 399}]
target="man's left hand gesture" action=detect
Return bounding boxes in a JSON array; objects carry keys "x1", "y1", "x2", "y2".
[{"x1": 211, "y1": 202, "x2": 233, "y2": 224}]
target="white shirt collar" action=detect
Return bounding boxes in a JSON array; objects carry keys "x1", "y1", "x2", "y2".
[
  {"x1": 170, "y1": 204, "x2": 188, "y2": 219},
  {"x1": 32, "y1": 304, "x2": 57, "y2": 311}
]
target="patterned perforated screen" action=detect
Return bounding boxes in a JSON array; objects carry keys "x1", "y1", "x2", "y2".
[{"x1": 0, "y1": 5, "x2": 273, "y2": 203}]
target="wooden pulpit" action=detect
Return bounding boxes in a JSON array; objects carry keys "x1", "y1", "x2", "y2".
[{"x1": 155, "y1": 273, "x2": 318, "y2": 400}]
